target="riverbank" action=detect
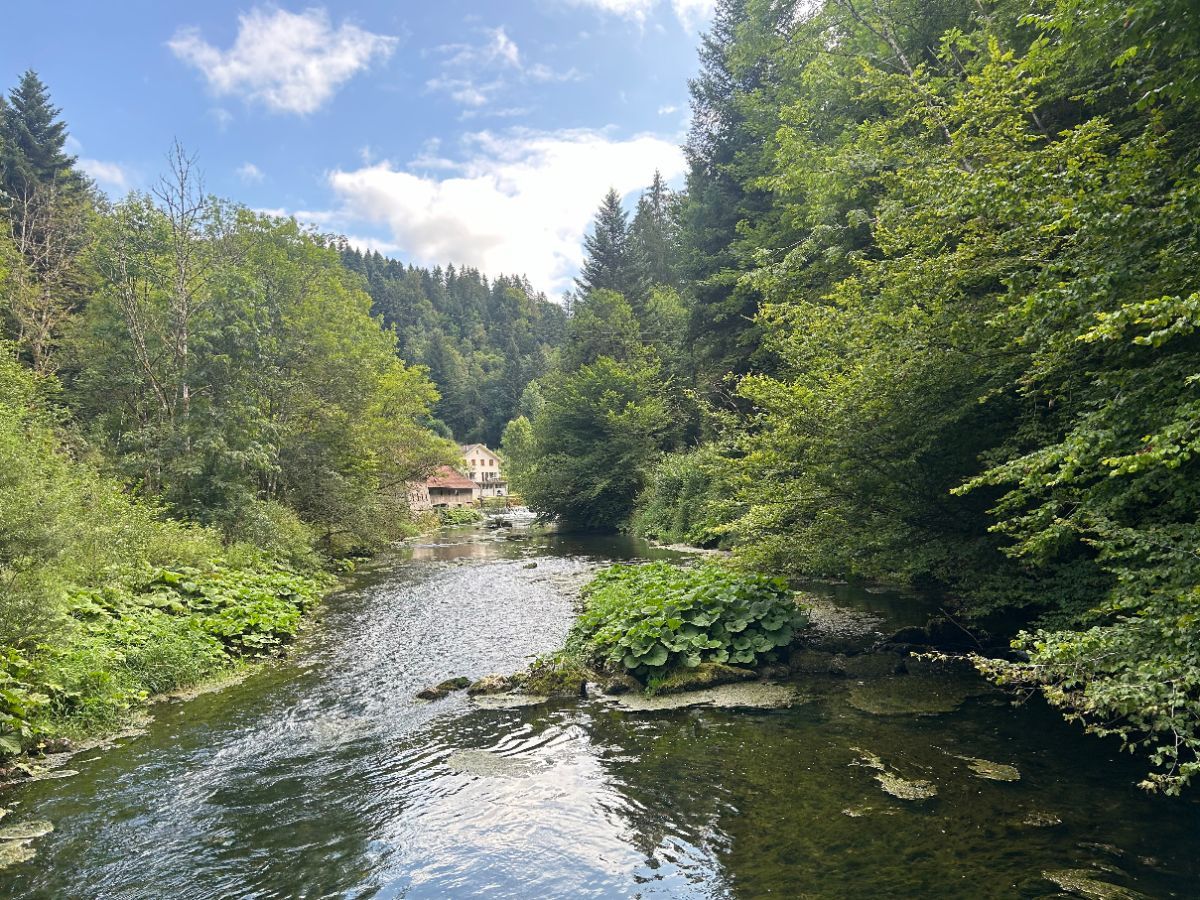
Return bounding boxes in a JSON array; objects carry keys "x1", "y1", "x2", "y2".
[{"x1": 0, "y1": 555, "x2": 337, "y2": 783}]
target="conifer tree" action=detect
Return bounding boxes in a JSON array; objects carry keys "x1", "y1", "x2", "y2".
[
  {"x1": 629, "y1": 170, "x2": 680, "y2": 289},
  {"x1": 1, "y1": 70, "x2": 79, "y2": 198},
  {"x1": 575, "y1": 188, "x2": 646, "y2": 308}
]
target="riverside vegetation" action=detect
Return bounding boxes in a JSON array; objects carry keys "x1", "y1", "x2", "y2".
[
  {"x1": 501, "y1": 0, "x2": 1200, "y2": 793},
  {"x1": 4, "y1": 0, "x2": 1200, "y2": 800},
  {"x1": 0, "y1": 72, "x2": 495, "y2": 762}
]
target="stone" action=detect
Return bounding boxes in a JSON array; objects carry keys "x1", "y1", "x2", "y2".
[
  {"x1": 960, "y1": 756, "x2": 1020, "y2": 782},
  {"x1": 1021, "y1": 811, "x2": 1063, "y2": 828},
  {"x1": 466, "y1": 674, "x2": 513, "y2": 696},
  {"x1": 609, "y1": 682, "x2": 801, "y2": 712},
  {"x1": 0, "y1": 841, "x2": 35, "y2": 870},
  {"x1": 841, "y1": 653, "x2": 908, "y2": 677},
  {"x1": 522, "y1": 562, "x2": 538, "y2": 569},
  {"x1": 0, "y1": 821, "x2": 53, "y2": 841},
  {"x1": 601, "y1": 673, "x2": 641, "y2": 695},
  {"x1": 435, "y1": 676, "x2": 472, "y2": 692},
  {"x1": 446, "y1": 749, "x2": 537, "y2": 777},
  {"x1": 655, "y1": 662, "x2": 756, "y2": 695},
  {"x1": 852, "y1": 748, "x2": 937, "y2": 800},
  {"x1": 470, "y1": 693, "x2": 551, "y2": 709},
  {"x1": 846, "y1": 675, "x2": 974, "y2": 716},
  {"x1": 1041, "y1": 870, "x2": 1147, "y2": 899},
  {"x1": 415, "y1": 687, "x2": 449, "y2": 701}
]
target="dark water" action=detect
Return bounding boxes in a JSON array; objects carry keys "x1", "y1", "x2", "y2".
[{"x1": 3, "y1": 527, "x2": 1198, "y2": 898}]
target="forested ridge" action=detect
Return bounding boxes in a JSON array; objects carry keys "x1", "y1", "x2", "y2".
[
  {"x1": 505, "y1": 0, "x2": 1200, "y2": 792},
  {"x1": 339, "y1": 250, "x2": 566, "y2": 447}
]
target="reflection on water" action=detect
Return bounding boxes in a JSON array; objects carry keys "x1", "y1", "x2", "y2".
[{"x1": 3, "y1": 525, "x2": 1198, "y2": 899}]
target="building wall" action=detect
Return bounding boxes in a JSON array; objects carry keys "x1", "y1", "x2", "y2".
[
  {"x1": 407, "y1": 482, "x2": 432, "y2": 512},
  {"x1": 463, "y1": 445, "x2": 503, "y2": 485}
]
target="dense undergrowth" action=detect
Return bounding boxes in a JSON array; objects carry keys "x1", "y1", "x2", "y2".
[{"x1": 0, "y1": 347, "x2": 334, "y2": 760}]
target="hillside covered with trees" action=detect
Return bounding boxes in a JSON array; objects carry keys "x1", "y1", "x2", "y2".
[{"x1": 505, "y1": 0, "x2": 1200, "y2": 793}]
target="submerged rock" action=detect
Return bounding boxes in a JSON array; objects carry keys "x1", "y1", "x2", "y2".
[
  {"x1": 608, "y1": 682, "x2": 800, "y2": 712},
  {"x1": 961, "y1": 756, "x2": 1020, "y2": 782},
  {"x1": 601, "y1": 673, "x2": 641, "y2": 695},
  {"x1": 446, "y1": 749, "x2": 537, "y2": 778},
  {"x1": 1042, "y1": 869, "x2": 1147, "y2": 899},
  {"x1": 0, "y1": 841, "x2": 35, "y2": 870},
  {"x1": 1020, "y1": 811, "x2": 1063, "y2": 828},
  {"x1": 470, "y1": 693, "x2": 551, "y2": 709},
  {"x1": 842, "y1": 804, "x2": 898, "y2": 818},
  {"x1": 846, "y1": 675, "x2": 975, "y2": 716},
  {"x1": 0, "y1": 821, "x2": 53, "y2": 841},
  {"x1": 415, "y1": 687, "x2": 449, "y2": 701},
  {"x1": 852, "y1": 748, "x2": 938, "y2": 800},
  {"x1": 467, "y1": 674, "x2": 514, "y2": 696},
  {"x1": 654, "y1": 662, "x2": 756, "y2": 695},
  {"x1": 436, "y1": 676, "x2": 472, "y2": 691}
]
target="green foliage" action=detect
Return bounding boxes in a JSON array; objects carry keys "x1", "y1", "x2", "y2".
[
  {"x1": 438, "y1": 507, "x2": 483, "y2": 526},
  {"x1": 633, "y1": 445, "x2": 737, "y2": 547},
  {"x1": 520, "y1": 354, "x2": 671, "y2": 530},
  {"x1": 0, "y1": 559, "x2": 329, "y2": 749},
  {"x1": 575, "y1": 562, "x2": 806, "y2": 682},
  {"x1": 340, "y1": 252, "x2": 566, "y2": 446}
]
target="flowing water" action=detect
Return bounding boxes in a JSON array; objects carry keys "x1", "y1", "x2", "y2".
[{"x1": 2, "y1": 525, "x2": 1198, "y2": 898}]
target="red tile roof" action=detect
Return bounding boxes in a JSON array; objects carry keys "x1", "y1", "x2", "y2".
[{"x1": 425, "y1": 466, "x2": 476, "y2": 490}]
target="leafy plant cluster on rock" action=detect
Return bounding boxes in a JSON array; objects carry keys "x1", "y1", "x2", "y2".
[{"x1": 574, "y1": 562, "x2": 807, "y2": 684}]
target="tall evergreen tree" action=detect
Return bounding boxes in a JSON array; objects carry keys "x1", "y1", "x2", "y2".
[
  {"x1": 0, "y1": 70, "x2": 79, "y2": 199},
  {"x1": 629, "y1": 170, "x2": 680, "y2": 289},
  {"x1": 575, "y1": 188, "x2": 646, "y2": 308}
]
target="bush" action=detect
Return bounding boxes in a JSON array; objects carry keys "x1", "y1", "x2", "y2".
[
  {"x1": 438, "y1": 507, "x2": 483, "y2": 526},
  {"x1": 633, "y1": 446, "x2": 737, "y2": 547},
  {"x1": 574, "y1": 562, "x2": 807, "y2": 682}
]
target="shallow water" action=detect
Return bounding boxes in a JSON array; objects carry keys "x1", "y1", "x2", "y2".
[{"x1": 3, "y1": 526, "x2": 1198, "y2": 898}]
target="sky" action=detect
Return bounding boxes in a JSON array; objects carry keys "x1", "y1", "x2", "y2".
[{"x1": 2, "y1": 1, "x2": 715, "y2": 296}]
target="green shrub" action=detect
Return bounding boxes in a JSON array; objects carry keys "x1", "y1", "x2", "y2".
[
  {"x1": 575, "y1": 562, "x2": 807, "y2": 682},
  {"x1": 633, "y1": 446, "x2": 737, "y2": 547},
  {"x1": 438, "y1": 507, "x2": 483, "y2": 526}
]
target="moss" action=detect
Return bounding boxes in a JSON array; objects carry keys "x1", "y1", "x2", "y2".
[
  {"x1": 466, "y1": 674, "x2": 515, "y2": 696},
  {"x1": 847, "y1": 675, "x2": 977, "y2": 716},
  {"x1": 652, "y1": 662, "x2": 756, "y2": 695},
  {"x1": 1041, "y1": 870, "x2": 1147, "y2": 899}
]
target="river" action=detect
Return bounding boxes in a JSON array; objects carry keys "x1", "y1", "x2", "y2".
[{"x1": 3, "y1": 525, "x2": 1198, "y2": 898}]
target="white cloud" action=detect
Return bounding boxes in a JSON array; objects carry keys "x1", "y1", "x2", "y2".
[
  {"x1": 237, "y1": 162, "x2": 264, "y2": 183},
  {"x1": 324, "y1": 129, "x2": 686, "y2": 294},
  {"x1": 169, "y1": 7, "x2": 396, "y2": 115},
  {"x1": 426, "y1": 26, "x2": 580, "y2": 112},
  {"x1": 670, "y1": 0, "x2": 717, "y2": 30},
  {"x1": 80, "y1": 158, "x2": 131, "y2": 192},
  {"x1": 657, "y1": 104, "x2": 678, "y2": 115},
  {"x1": 562, "y1": 0, "x2": 715, "y2": 29}
]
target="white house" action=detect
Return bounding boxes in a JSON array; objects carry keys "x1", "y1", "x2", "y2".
[{"x1": 460, "y1": 443, "x2": 508, "y2": 498}]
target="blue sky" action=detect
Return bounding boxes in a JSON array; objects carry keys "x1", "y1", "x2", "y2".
[{"x1": 3, "y1": 1, "x2": 713, "y2": 294}]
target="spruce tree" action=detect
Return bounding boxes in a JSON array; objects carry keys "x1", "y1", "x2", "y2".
[
  {"x1": 629, "y1": 170, "x2": 680, "y2": 289},
  {"x1": 1, "y1": 70, "x2": 79, "y2": 198},
  {"x1": 575, "y1": 188, "x2": 646, "y2": 308}
]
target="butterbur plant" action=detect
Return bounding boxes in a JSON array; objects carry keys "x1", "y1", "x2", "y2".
[{"x1": 576, "y1": 562, "x2": 807, "y2": 680}]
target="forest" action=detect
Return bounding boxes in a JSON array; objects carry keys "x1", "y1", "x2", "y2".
[
  {"x1": 2, "y1": 0, "x2": 1199, "y2": 797},
  {"x1": 504, "y1": 0, "x2": 1200, "y2": 793}
]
